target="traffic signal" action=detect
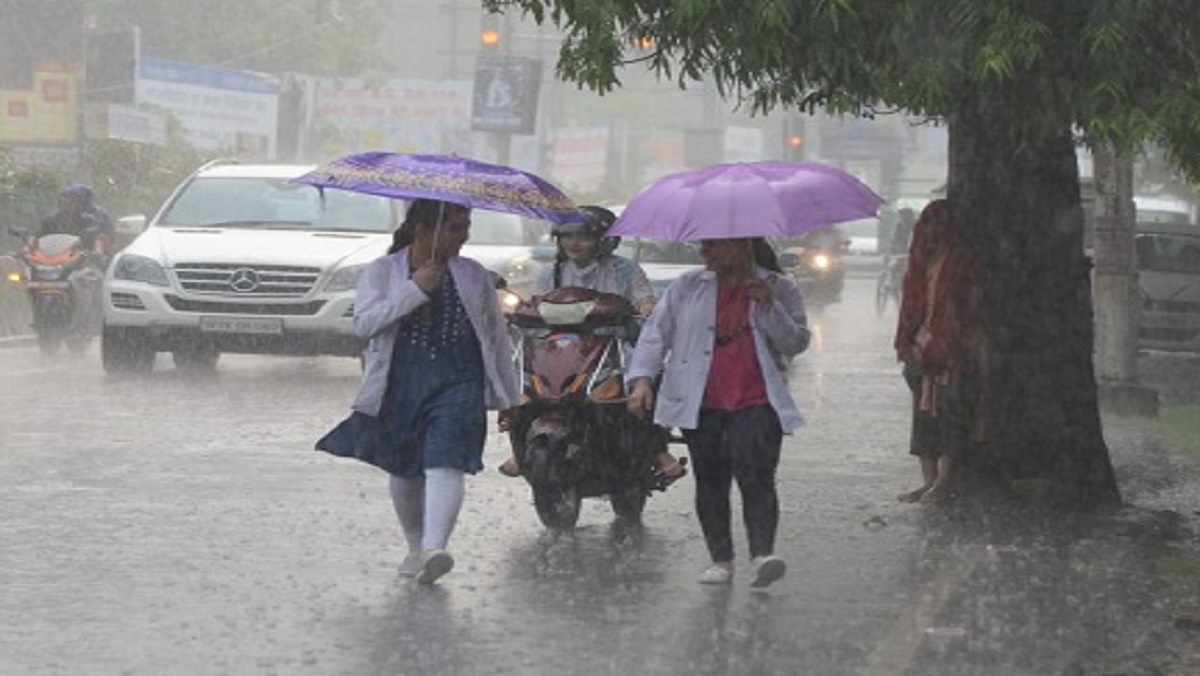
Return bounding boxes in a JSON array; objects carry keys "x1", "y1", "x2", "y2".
[
  {"x1": 786, "y1": 133, "x2": 805, "y2": 160},
  {"x1": 783, "y1": 116, "x2": 806, "y2": 161},
  {"x1": 480, "y1": 14, "x2": 501, "y2": 51}
]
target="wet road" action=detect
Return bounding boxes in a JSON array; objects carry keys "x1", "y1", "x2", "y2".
[{"x1": 2, "y1": 278, "x2": 1197, "y2": 675}]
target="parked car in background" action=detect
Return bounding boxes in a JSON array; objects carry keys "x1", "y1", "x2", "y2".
[
  {"x1": 615, "y1": 238, "x2": 704, "y2": 298},
  {"x1": 103, "y1": 161, "x2": 555, "y2": 374},
  {"x1": 102, "y1": 161, "x2": 399, "y2": 374},
  {"x1": 1135, "y1": 223, "x2": 1200, "y2": 353},
  {"x1": 460, "y1": 210, "x2": 553, "y2": 296}
]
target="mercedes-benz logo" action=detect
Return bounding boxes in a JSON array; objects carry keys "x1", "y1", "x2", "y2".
[{"x1": 228, "y1": 268, "x2": 260, "y2": 293}]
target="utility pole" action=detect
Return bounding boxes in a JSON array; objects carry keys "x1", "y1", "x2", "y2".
[{"x1": 1091, "y1": 143, "x2": 1158, "y2": 415}]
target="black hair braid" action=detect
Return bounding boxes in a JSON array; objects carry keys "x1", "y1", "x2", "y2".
[
  {"x1": 552, "y1": 253, "x2": 567, "y2": 289},
  {"x1": 387, "y1": 199, "x2": 449, "y2": 255},
  {"x1": 752, "y1": 238, "x2": 783, "y2": 273}
]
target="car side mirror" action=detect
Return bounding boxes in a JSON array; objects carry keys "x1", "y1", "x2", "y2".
[
  {"x1": 777, "y1": 252, "x2": 800, "y2": 268},
  {"x1": 116, "y1": 214, "x2": 148, "y2": 236}
]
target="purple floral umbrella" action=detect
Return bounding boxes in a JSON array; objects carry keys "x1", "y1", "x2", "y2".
[
  {"x1": 293, "y1": 151, "x2": 585, "y2": 225},
  {"x1": 610, "y1": 161, "x2": 883, "y2": 241}
]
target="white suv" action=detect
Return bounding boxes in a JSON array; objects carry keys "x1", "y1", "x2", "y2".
[{"x1": 101, "y1": 162, "x2": 397, "y2": 373}]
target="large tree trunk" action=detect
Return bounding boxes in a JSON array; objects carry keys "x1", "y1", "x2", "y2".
[{"x1": 947, "y1": 105, "x2": 1121, "y2": 509}]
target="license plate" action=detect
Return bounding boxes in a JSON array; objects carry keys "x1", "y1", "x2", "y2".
[
  {"x1": 25, "y1": 281, "x2": 70, "y2": 289},
  {"x1": 199, "y1": 316, "x2": 283, "y2": 335}
]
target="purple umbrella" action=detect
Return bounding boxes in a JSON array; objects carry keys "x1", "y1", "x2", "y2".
[
  {"x1": 610, "y1": 161, "x2": 883, "y2": 241},
  {"x1": 293, "y1": 151, "x2": 585, "y2": 225}
]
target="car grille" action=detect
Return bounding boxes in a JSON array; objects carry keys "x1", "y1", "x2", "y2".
[
  {"x1": 173, "y1": 264, "x2": 320, "y2": 297},
  {"x1": 1144, "y1": 298, "x2": 1200, "y2": 313},
  {"x1": 164, "y1": 295, "x2": 326, "y2": 316}
]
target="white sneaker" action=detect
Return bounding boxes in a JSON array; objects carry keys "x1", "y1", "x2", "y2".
[
  {"x1": 398, "y1": 551, "x2": 423, "y2": 577},
  {"x1": 697, "y1": 564, "x2": 733, "y2": 585},
  {"x1": 416, "y1": 549, "x2": 455, "y2": 585},
  {"x1": 749, "y1": 555, "x2": 786, "y2": 589}
]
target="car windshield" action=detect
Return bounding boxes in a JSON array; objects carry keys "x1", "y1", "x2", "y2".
[
  {"x1": 1136, "y1": 232, "x2": 1200, "y2": 275},
  {"x1": 157, "y1": 177, "x2": 396, "y2": 232},
  {"x1": 468, "y1": 211, "x2": 548, "y2": 246},
  {"x1": 616, "y1": 239, "x2": 703, "y2": 265}
]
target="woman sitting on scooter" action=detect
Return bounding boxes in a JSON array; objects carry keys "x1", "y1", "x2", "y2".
[{"x1": 497, "y1": 205, "x2": 686, "y2": 484}]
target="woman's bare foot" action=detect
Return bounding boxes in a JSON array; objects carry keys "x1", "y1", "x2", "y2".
[
  {"x1": 897, "y1": 486, "x2": 930, "y2": 503},
  {"x1": 918, "y1": 481, "x2": 951, "y2": 504}
]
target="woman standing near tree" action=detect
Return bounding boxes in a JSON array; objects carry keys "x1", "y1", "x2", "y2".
[{"x1": 893, "y1": 199, "x2": 989, "y2": 504}]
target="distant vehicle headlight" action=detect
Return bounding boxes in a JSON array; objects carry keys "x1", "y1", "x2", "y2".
[
  {"x1": 113, "y1": 254, "x2": 169, "y2": 286},
  {"x1": 325, "y1": 264, "x2": 365, "y2": 292},
  {"x1": 500, "y1": 258, "x2": 534, "y2": 281},
  {"x1": 498, "y1": 289, "x2": 523, "y2": 312}
]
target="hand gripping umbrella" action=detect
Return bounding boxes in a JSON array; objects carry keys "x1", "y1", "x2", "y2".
[{"x1": 609, "y1": 161, "x2": 883, "y2": 242}]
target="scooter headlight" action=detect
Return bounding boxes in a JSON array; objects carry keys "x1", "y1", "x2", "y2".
[
  {"x1": 811, "y1": 253, "x2": 831, "y2": 270},
  {"x1": 6, "y1": 271, "x2": 23, "y2": 284}
]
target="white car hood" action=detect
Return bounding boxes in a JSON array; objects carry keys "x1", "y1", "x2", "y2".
[
  {"x1": 127, "y1": 227, "x2": 390, "y2": 268},
  {"x1": 460, "y1": 244, "x2": 537, "y2": 271},
  {"x1": 846, "y1": 236, "x2": 879, "y2": 256}
]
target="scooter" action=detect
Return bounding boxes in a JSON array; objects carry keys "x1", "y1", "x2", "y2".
[
  {"x1": 6, "y1": 227, "x2": 104, "y2": 355},
  {"x1": 504, "y1": 286, "x2": 673, "y2": 529}
]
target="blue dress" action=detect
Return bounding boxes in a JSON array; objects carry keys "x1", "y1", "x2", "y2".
[{"x1": 316, "y1": 270, "x2": 487, "y2": 478}]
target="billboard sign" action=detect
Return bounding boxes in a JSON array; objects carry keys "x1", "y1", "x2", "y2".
[
  {"x1": 137, "y1": 58, "x2": 279, "y2": 156},
  {"x1": 0, "y1": 67, "x2": 78, "y2": 145},
  {"x1": 312, "y1": 78, "x2": 473, "y2": 157},
  {"x1": 471, "y1": 56, "x2": 541, "y2": 135}
]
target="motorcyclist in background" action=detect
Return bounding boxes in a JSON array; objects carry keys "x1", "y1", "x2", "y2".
[
  {"x1": 36, "y1": 183, "x2": 114, "y2": 257},
  {"x1": 26, "y1": 183, "x2": 114, "y2": 337},
  {"x1": 497, "y1": 205, "x2": 687, "y2": 486}
]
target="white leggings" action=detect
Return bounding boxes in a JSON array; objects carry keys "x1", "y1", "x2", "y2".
[{"x1": 389, "y1": 468, "x2": 464, "y2": 552}]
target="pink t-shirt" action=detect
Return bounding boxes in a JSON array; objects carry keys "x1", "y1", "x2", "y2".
[{"x1": 702, "y1": 284, "x2": 769, "y2": 410}]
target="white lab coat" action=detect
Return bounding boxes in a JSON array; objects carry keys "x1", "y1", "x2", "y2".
[
  {"x1": 350, "y1": 248, "x2": 520, "y2": 416},
  {"x1": 628, "y1": 267, "x2": 810, "y2": 432}
]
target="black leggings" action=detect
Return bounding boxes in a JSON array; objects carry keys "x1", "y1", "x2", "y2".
[{"x1": 683, "y1": 405, "x2": 783, "y2": 563}]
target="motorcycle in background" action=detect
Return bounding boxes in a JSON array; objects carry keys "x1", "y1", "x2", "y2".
[
  {"x1": 6, "y1": 227, "x2": 105, "y2": 355},
  {"x1": 785, "y1": 239, "x2": 848, "y2": 307},
  {"x1": 504, "y1": 286, "x2": 672, "y2": 529}
]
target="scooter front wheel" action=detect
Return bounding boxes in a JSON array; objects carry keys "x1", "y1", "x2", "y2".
[
  {"x1": 610, "y1": 486, "x2": 647, "y2": 521},
  {"x1": 532, "y1": 484, "x2": 581, "y2": 530}
]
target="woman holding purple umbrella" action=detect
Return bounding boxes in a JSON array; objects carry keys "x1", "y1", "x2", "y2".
[
  {"x1": 316, "y1": 199, "x2": 520, "y2": 585},
  {"x1": 626, "y1": 237, "x2": 810, "y2": 588}
]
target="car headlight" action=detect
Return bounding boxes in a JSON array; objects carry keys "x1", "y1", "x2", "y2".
[
  {"x1": 113, "y1": 254, "x2": 169, "y2": 286},
  {"x1": 325, "y1": 264, "x2": 365, "y2": 293}
]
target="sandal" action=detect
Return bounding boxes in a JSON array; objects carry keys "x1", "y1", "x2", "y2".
[
  {"x1": 653, "y1": 456, "x2": 688, "y2": 490},
  {"x1": 498, "y1": 456, "x2": 521, "y2": 478}
]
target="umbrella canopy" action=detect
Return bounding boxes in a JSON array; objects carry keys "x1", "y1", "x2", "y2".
[
  {"x1": 293, "y1": 151, "x2": 584, "y2": 225},
  {"x1": 610, "y1": 161, "x2": 883, "y2": 241}
]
